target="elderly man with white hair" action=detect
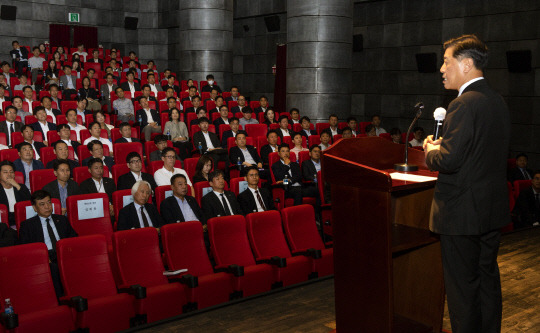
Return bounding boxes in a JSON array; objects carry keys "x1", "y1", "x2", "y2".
[{"x1": 117, "y1": 180, "x2": 164, "y2": 230}]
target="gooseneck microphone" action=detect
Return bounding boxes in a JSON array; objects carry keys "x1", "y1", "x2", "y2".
[
  {"x1": 394, "y1": 102, "x2": 424, "y2": 172},
  {"x1": 433, "y1": 107, "x2": 447, "y2": 140}
]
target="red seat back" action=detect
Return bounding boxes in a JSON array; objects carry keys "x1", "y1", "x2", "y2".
[
  {"x1": 183, "y1": 157, "x2": 199, "y2": 181},
  {"x1": 67, "y1": 193, "x2": 114, "y2": 246},
  {"x1": 15, "y1": 199, "x2": 62, "y2": 232},
  {"x1": 308, "y1": 135, "x2": 321, "y2": 146},
  {"x1": 281, "y1": 205, "x2": 325, "y2": 253},
  {"x1": 60, "y1": 101, "x2": 78, "y2": 114},
  {"x1": 113, "y1": 228, "x2": 168, "y2": 288},
  {"x1": 113, "y1": 142, "x2": 143, "y2": 165},
  {"x1": 73, "y1": 166, "x2": 109, "y2": 184},
  {"x1": 207, "y1": 215, "x2": 256, "y2": 268},
  {"x1": 315, "y1": 122, "x2": 330, "y2": 135},
  {"x1": 245, "y1": 124, "x2": 267, "y2": 138},
  {"x1": 77, "y1": 145, "x2": 110, "y2": 165},
  {"x1": 246, "y1": 211, "x2": 292, "y2": 260},
  {"x1": 513, "y1": 180, "x2": 532, "y2": 199},
  {"x1": 0, "y1": 149, "x2": 20, "y2": 162},
  {"x1": 111, "y1": 127, "x2": 139, "y2": 143},
  {"x1": 29, "y1": 169, "x2": 57, "y2": 193},
  {"x1": 161, "y1": 222, "x2": 214, "y2": 276}
]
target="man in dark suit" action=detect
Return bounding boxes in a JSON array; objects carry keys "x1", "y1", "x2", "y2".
[
  {"x1": 120, "y1": 71, "x2": 141, "y2": 95},
  {"x1": 512, "y1": 170, "x2": 540, "y2": 229},
  {"x1": 82, "y1": 141, "x2": 115, "y2": 171},
  {"x1": 201, "y1": 74, "x2": 222, "y2": 93},
  {"x1": 10, "y1": 41, "x2": 29, "y2": 75},
  {"x1": 135, "y1": 84, "x2": 158, "y2": 104},
  {"x1": 162, "y1": 76, "x2": 180, "y2": 95},
  {"x1": 160, "y1": 174, "x2": 205, "y2": 225},
  {"x1": 300, "y1": 145, "x2": 322, "y2": 211},
  {"x1": 180, "y1": 86, "x2": 197, "y2": 103},
  {"x1": 184, "y1": 95, "x2": 205, "y2": 116},
  {"x1": 14, "y1": 141, "x2": 44, "y2": 189},
  {"x1": 56, "y1": 124, "x2": 81, "y2": 160},
  {"x1": 213, "y1": 105, "x2": 230, "y2": 132},
  {"x1": 0, "y1": 160, "x2": 31, "y2": 226},
  {"x1": 201, "y1": 170, "x2": 243, "y2": 221},
  {"x1": 30, "y1": 106, "x2": 57, "y2": 143},
  {"x1": 322, "y1": 114, "x2": 342, "y2": 138},
  {"x1": 20, "y1": 125, "x2": 46, "y2": 158},
  {"x1": 0, "y1": 105, "x2": 23, "y2": 148},
  {"x1": 299, "y1": 116, "x2": 317, "y2": 139},
  {"x1": 260, "y1": 130, "x2": 279, "y2": 167},
  {"x1": 271, "y1": 144, "x2": 304, "y2": 206},
  {"x1": 117, "y1": 152, "x2": 158, "y2": 192},
  {"x1": 224, "y1": 86, "x2": 239, "y2": 102},
  {"x1": 114, "y1": 122, "x2": 142, "y2": 144},
  {"x1": 220, "y1": 117, "x2": 247, "y2": 149},
  {"x1": 59, "y1": 65, "x2": 78, "y2": 100},
  {"x1": 237, "y1": 167, "x2": 275, "y2": 215},
  {"x1": 230, "y1": 95, "x2": 247, "y2": 114},
  {"x1": 45, "y1": 141, "x2": 79, "y2": 173},
  {"x1": 79, "y1": 158, "x2": 117, "y2": 203},
  {"x1": 229, "y1": 133, "x2": 264, "y2": 178},
  {"x1": 48, "y1": 84, "x2": 62, "y2": 106},
  {"x1": 41, "y1": 96, "x2": 62, "y2": 122},
  {"x1": 423, "y1": 35, "x2": 510, "y2": 333},
  {"x1": 192, "y1": 117, "x2": 228, "y2": 167},
  {"x1": 19, "y1": 189, "x2": 78, "y2": 296},
  {"x1": 189, "y1": 108, "x2": 208, "y2": 127},
  {"x1": 253, "y1": 96, "x2": 270, "y2": 116},
  {"x1": 135, "y1": 96, "x2": 161, "y2": 141},
  {"x1": 100, "y1": 73, "x2": 118, "y2": 112},
  {"x1": 508, "y1": 153, "x2": 533, "y2": 182},
  {"x1": 42, "y1": 160, "x2": 81, "y2": 215},
  {"x1": 89, "y1": 50, "x2": 104, "y2": 69},
  {"x1": 117, "y1": 180, "x2": 164, "y2": 230}
]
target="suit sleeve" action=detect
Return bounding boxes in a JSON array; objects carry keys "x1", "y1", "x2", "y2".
[
  {"x1": 272, "y1": 162, "x2": 284, "y2": 181},
  {"x1": 60, "y1": 216, "x2": 78, "y2": 238},
  {"x1": 302, "y1": 162, "x2": 315, "y2": 182},
  {"x1": 201, "y1": 195, "x2": 216, "y2": 222},
  {"x1": 237, "y1": 192, "x2": 252, "y2": 215},
  {"x1": 160, "y1": 199, "x2": 175, "y2": 224},
  {"x1": 426, "y1": 99, "x2": 474, "y2": 173},
  {"x1": 290, "y1": 163, "x2": 302, "y2": 184},
  {"x1": 263, "y1": 188, "x2": 276, "y2": 210},
  {"x1": 18, "y1": 221, "x2": 32, "y2": 244},
  {"x1": 117, "y1": 207, "x2": 131, "y2": 230}
]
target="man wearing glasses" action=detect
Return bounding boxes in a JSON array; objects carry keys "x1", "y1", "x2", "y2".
[
  {"x1": 153, "y1": 147, "x2": 195, "y2": 196},
  {"x1": 0, "y1": 106, "x2": 23, "y2": 148},
  {"x1": 117, "y1": 152, "x2": 157, "y2": 192}
]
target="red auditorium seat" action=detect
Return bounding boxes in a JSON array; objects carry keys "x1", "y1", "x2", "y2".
[
  {"x1": 113, "y1": 142, "x2": 143, "y2": 165},
  {"x1": 112, "y1": 228, "x2": 189, "y2": 322},
  {"x1": 57, "y1": 235, "x2": 137, "y2": 332},
  {"x1": 161, "y1": 222, "x2": 237, "y2": 309},
  {"x1": 0, "y1": 243, "x2": 75, "y2": 333},
  {"x1": 513, "y1": 180, "x2": 532, "y2": 199},
  {"x1": 244, "y1": 124, "x2": 267, "y2": 139},
  {"x1": 316, "y1": 122, "x2": 330, "y2": 135},
  {"x1": 79, "y1": 129, "x2": 108, "y2": 143},
  {"x1": 0, "y1": 133, "x2": 6, "y2": 146},
  {"x1": 39, "y1": 147, "x2": 56, "y2": 167},
  {"x1": 379, "y1": 132, "x2": 392, "y2": 141},
  {"x1": 14, "y1": 199, "x2": 62, "y2": 232},
  {"x1": 229, "y1": 177, "x2": 262, "y2": 196},
  {"x1": 29, "y1": 169, "x2": 56, "y2": 193},
  {"x1": 77, "y1": 145, "x2": 110, "y2": 166},
  {"x1": 207, "y1": 215, "x2": 276, "y2": 297},
  {"x1": 194, "y1": 180, "x2": 228, "y2": 207},
  {"x1": 183, "y1": 157, "x2": 199, "y2": 181},
  {"x1": 60, "y1": 101, "x2": 78, "y2": 114},
  {"x1": 66, "y1": 193, "x2": 114, "y2": 248},
  {"x1": 246, "y1": 211, "x2": 316, "y2": 286},
  {"x1": 11, "y1": 131, "x2": 43, "y2": 147},
  {"x1": 47, "y1": 130, "x2": 78, "y2": 144},
  {"x1": 0, "y1": 149, "x2": 20, "y2": 162},
  {"x1": 144, "y1": 140, "x2": 173, "y2": 165},
  {"x1": 308, "y1": 135, "x2": 321, "y2": 146},
  {"x1": 73, "y1": 166, "x2": 109, "y2": 184},
  {"x1": 281, "y1": 205, "x2": 334, "y2": 277}
]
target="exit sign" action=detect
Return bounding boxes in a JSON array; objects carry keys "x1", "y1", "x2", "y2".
[{"x1": 69, "y1": 13, "x2": 80, "y2": 23}]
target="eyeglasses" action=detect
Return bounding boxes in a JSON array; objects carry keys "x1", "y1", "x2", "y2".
[
  {"x1": 164, "y1": 155, "x2": 176, "y2": 159},
  {"x1": 129, "y1": 159, "x2": 142, "y2": 164}
]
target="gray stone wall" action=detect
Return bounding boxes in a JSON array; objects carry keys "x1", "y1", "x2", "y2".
[{"x1": 352, "y1": 0, "x2": 540, "y2": 165}]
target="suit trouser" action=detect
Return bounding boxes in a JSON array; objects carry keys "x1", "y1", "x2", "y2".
[
  {"x1": 142, "y1": 124, "x2": 162, "y2": 141},
  {"x1": 440, "y1": 230, "x2": 502, "y2": 333}
]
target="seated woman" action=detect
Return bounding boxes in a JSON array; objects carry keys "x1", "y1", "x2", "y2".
[
  {"x1": 71, "y1": 60, "x2": 82, "y2": 78},
  {"x1": 184, "y1": 79, "x2": 195, "y2": 93},
  {"x1": 390, "y1": 127, "x2": 402, "y2": 144},
  {"x1": 93, "y1": 110, "x2": 114, "y2": 139},
  {"x1": 78, "y1": 76, "x2": 101, "y2": 111},
  {"x1": 44, "y1": 59, "x2": 60, "y2": 86},
  {"x1": 319, "y1": 131, "x2": 333, "y2": 151},
  {"x1": 192, "y1": 155, "x2": 213, "y2": 184},
  {"x1": 163, "y1": 108, "x2": 191, "y2": 160},
  {"x1": 263, "y1": 108, "x2": 278, "y2": 128},
  {"x1": 56, "y1": 46, "x2": 66, "y2": 61},
  {"x1": 290, "y1": 132, "x2": 308, "y2": 155}
]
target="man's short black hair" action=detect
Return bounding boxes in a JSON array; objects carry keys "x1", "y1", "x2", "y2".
[
  {"x1": 16, "y1": 141, "x2": 32, "y2": 153},
  {"x1": 189, "y1": 86, "x2": 197, "y2": 91},
  {"x1": 88, "y1": 121, "x2": 100, "y2": 130},
  {"x1": 532, "y1": 170, "x2": 540, "y2": 178},
  {"x1": 244, "y1": 166, "x2": 259, "y2": 174},
  {"x1": 208, "y1": 169, "x2": 225, "y2": 182},
  {"x1": 33, "y1": 106, "x2": 46, "y2": 116},
  {"x1": 413, "y1": 126, "x2": 424, "y2": 133},
  {"x1": 300, "y1": 116, "x2": 310, "y2": 123},
  {"x1": 0, "y1": 160, "x2": 15, "y2": 171},
  {"x1": 23, "y1": 85, "x2": 33, "y2": 93},
  {"x1": 192, "y1": 95, "x2": 201, "y2": 101},
  {"x1": 278, "y1": 115, "x2": 289, "y2": 123},
  {"x1": 229, "y1": 117, "x2": 239, "y2": 124},
  {"x1": 216, "y1": 96, "x2": 224, "y2": 102},
  {"x1": 56, "y1": 124, "x2": 70, "y2": 132},
  {"x1": 389, "y1": 127, "x2": 401, "y2": 136},
  {"x1": 516, "y1": 153, "x2": 528, "y2": 160},
  {"x1": 292, "y1": 132, "x2": 302, "y2": 140},
  {"x1": 171, "y1": 173, "x2": 187, "y2": 184},
  {"x1": 40, "y1": 96, "x2": 52, "y2": 103},
  {"x1": 289, "y1": 108, "x2": 299, "y2": 115},
  {"x1": 219, "y1": 105, "x2": 228, "y2": 111},
  {"x1": 118, "y1": 122, "x2": 131, "y2": 131},
  {"x1": 20, "y1": 124, "x2": 33, "y2": 133},
  {"x1": 3, "y1": 105, "x2": 16, "y2": 114},
  {"x1": 309, "y1": 144, "x2": 321, "y2": 152},
  {"x1": 198, "y1": 117, "x2": 209, "y2": 124},
  {"x1": 206, "y1": 74, "x2": 214, "y2": 80},
  {"x1": 87, "y1": 68, "x2": 95, "y2": 74},
  {"x1": 153, "y1": 134, "x2": 167, "y2": 145},
  {"x1": 52, "y1": 140, "x2": 68, "y2": 150},
  {"x1": 126, "y1": 152, "x2": 142, "y2": 164},
  {"x1": 266, "y1": 129, "x2": 278, "y2": 138},
  {"x1": 443, "y1": 34, "x2": 489, "y2": 70},
  {"x1": 278, "y1": 143, "x2": 290, "y2": 152},
  {"x1": 87, "y1": 157, "x2": 103, "y2": 169},
  {"x1": 87, "y1": 140, "x2": 103, "y2": 152},
  {"x1": 346, "y1": 116, "x2": 357, "y2": 123},
  {"x1": 161, "y1": 147, "x2": 175, "y2": 157},
  {"x1": 341, "y1": 127, "x2": 352, "y2": 134},
  {"x1": 364, "y1": 124, "x2": 375, "y2": 133},
  {"x1": 142, "y1": 84, "x2": 150, "y2": 90},
  {"x1": 53, "y1": 159, "x2": 70, "y2": 171},
  {"x1": 31, "y1": 190, "x2": 51, "y2": 206},
  {"x1": 49, "y1": 84, "x2": 59, "y2": 90}
]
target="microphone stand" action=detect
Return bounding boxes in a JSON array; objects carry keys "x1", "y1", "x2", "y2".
[{"x1": 394, "y1": 102, "x2": 424, "y2": 172}]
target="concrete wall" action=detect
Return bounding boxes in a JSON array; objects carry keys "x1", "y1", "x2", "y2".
[{"x1": 352, "y1": 0, "x2": 540, "y2": 165}]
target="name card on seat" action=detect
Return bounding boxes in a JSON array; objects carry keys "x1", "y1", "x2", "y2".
[
  {"x1": 123, "y1": 195, "x2": 134, "y2": 207},
  {"x1": 239, "y1": 181, "x2": 248, "y2": 193},
  {"x1": 165, "y1": 190, "x2": 173, "y2": 198},
  {"x1": 77, "y1": 198, "x2": 104, "y2": 220},
  {"x1": 203, "y1": 187, "x2": 212, "y2": 196}
]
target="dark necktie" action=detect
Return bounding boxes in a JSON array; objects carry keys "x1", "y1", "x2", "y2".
[
  {"x1": 255, "y1": 190, "x2": 266, "y2": 211},
  {"x1": 523, "y1": 169, "x2": 530, "y2": 180},
  {"x1": 140, "y1": 206, "x2": 150, "y2": 228},
  {"x1": 9, "y1": 124, "x2": 14, "y2": 146},
  {"x1": 46, "y1": 218, "x2": 58, "y2": 250},
  {"x1": 220, "y1": 193, "x2": 232, "y2": 216}
]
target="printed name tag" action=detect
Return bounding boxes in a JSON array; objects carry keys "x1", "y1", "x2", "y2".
[
  {"x1": 239, "y1": 181, "x2": 249, "y2": 193},
  {"x1": 202, "y1": 187, "x2": 212, "y2": 196},
  {"x1": 165, "y1": 190, "x2": 173, "y2": 198},
  {"x1": 123, "y1": 195, "x2": 134, "y2": 207},
  {"x1": 77, "y1": 199, "x2": 104, "y2": 220}
]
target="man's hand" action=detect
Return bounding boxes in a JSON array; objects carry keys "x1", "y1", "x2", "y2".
[
  {"x1": 7, "y1": 178, "x2": 20, "y2": 190},
  {"x1": 282, "y1": 157, "x2": 290, "y2": 165},
  {"x1": 109, "y1": 204, "x2": 115, "y2": 217},
  {"x1": 61, "y1": 208, "x2": 67, "y2": 215},
  {"x1": 423, "y1": 135, "x2": 442, "y2": 158}
]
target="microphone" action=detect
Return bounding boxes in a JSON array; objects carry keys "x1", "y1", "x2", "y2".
[
  {"x1": 394, "y1": 102, "x2": 424, "y2": 172},
  {"x1": 433, "y1": 107, "x2": 446, "y2": 140}
]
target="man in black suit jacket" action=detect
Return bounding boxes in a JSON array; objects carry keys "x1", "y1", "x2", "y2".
[
  {"x1": 79, "y1": 158, "x2": 117, "y2": 203},
  {"x1": 237, "y1": 167, "x2": 275, "y2": 215},
  {"x1": 512, "y1": 170, "x2": 540, "y2": 229},
  {"x1": 82, "y1": 141, "x2": 115, "y2": 171},
  {"x1": 89, "y1": 50, "x2": 104, "y2": 69},
  {"x1": 0, "y1": 106, "x2": 23, "y2": 148},
  {"x1": 30, "y1": 106, "x2": 57, "y2": 142},
  {"x1": 230, "y1": 95, "x2": 247, "y2": 114},
  {"x1": 45, "y1": 141, "x2": 79, "y2": 173},
  {"x1": 229, "y1": 133, "x2": 264, "y2": 177},
  {"x1": 135, "y1": 96, "x2": 161, "y2": 141},
  {"x1": 135, "y1": 85, "x2": 158, "y2": 104},
  {"x1": 220, "y1": 117, "x2": 246, "y2": 149},
  {"x1": 201, "y1": 170, "x2": 243, "y2": 221},
  {"x1": 253, "y1": 96, "x2": 270, "y2": 116},
  {"x1": 19, "y1": 124, "x2": 47, "y2": 158},
  {"x1": 201, "y1": 74, "x2": 222, "y2": 94},
  {"x1": 224, "y1": 86, "x2": 239, "y2": 102},
  {"x1": 508, "y1": 153, "x2": 533, "y2": 182},
  {"x1": 192, "y1": 117, "x2": 228, "y2": 167},
  {"x1": 260, "y1": 130, "x2": 279, "y2": 167},
  {"x1": 162, "y1": 76, "x2": 180, "y2": 95},
  {"x1": 213, "y1": 105, "x2": 231, "y2": 133},
  {"x1": 0, "y1": 160, "x2": 31, "y2": 226},
  {"x1": 56, "y1": 124, "x2": 81, "y2": 160},
  {"x1": 10, "y1": 41, "x2": 29, "y2": 75},
  {"x1": 42, "y1": 160, "x2": 81, "y2": 215},
  {"x1": 120, "y1": 71, "x2": 141, "y2": 94},
  {"x1": 184, "y1": 95, "x2": 204, "y2": 116},
  {"x1": 117, "y1": 152, "x2": 158, "y2": 191},
  {"x1": 423, "y1": 35, "x2": 510, "y2": 333},
  {"x1": 271, "y1": 144, "x2": 304, "y2": 206},
  {"x1": 299, "y1": 116, "x2": 317, "y2": 139},
  {"x1": 117, "y1": 180, "x2": 164, "y2": 230},
  {"x1": 160, "y1": 174, "x2": 205, "y2": 224},
  {"x1": 114, "y1": 122, "x2": 142, "y2": 144},
  {"x1": 41, "y1": 96, "x2": 62, "y2": 121}
]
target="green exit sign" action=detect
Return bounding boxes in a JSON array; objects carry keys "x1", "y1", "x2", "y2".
[{"x1": 69, "y1": 13, "x2": 80, "y2": 23}]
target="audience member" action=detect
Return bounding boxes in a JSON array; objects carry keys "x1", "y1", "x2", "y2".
[
  {"x1": 66, "y1": 108, "x2": 87, "y2": 141},
  {"x1": 346, "y1": 116, "x2": 358, "y2": 136},
  {"x1": 185, "y1": 95, "x2": 205, "y2": 116},
  {"x1": 231, "y1": 95, "x2": 247, "y2": 114},
  {"x1": 41, "y1": 96, "x2": 61, "y2": 123},
  {"x1": 299, "y1": 116, "x2": 316, "y2": 138},
  {"x1": 163, "y1": 108, "x2": 191, "y2": 160},
  {"x1": 56, "y1": 124, "x2": 80, "y2": 159},
  {"x1": 508, "y1": 153, "x2": 533, "y2": 182},
  {"x1": 13, "y1": 96, "x2": 31, "y2": 123},
  {"x1": 154, "y1": 147, "x2": 193, "y2": 189},
  {"x1": 190, "y1": 108, "x2": 208, "y2": 126},
  {"x1": 409, "y1": 126, "x2": 424, "y2": 147},
  {"x1": 163, "y1": 75, "x2": 180, "y2": 95},
  {"x1": 302, "y1": 145, "x2": 322, "y2": 184},
  {"x1": 0, "y1": 160, "x2": 31, "y2": 226},
  {"x1": 0, "y1": 106, "x2": 23, "y2": 147},
  {"x1": 193, "y1": 117, "x2": 228, "y2": 167},
  {"x1": 512, "y1": 170, "x2": 540, "y2": 228},
  {"x1": 93, "y1": 110, "x2": 114, "y2": 138},
  {"x1": 14, "y1": 141, "x2": 44, "y2": 189},
  {"x1": 45, "y1": 141, "x2": 79, "y2": 171},
  {"x1": 117, "y1": 152, "x2": 158, "y2": 191},
  {"x1": 341, "y1": 127, "x2": 353, "y2": 139},
  {"x1": 114, "y1": 122, "x2": 141, "y2": 144},
  {"x1": 79, "y1": 77, "x2": 101, "y2": 111},
  {"x1": 239, "y1": 108, "x2": 258, "y2": 126},
  {"x1": 254, "y1": 96, "x2": 270, "y2": 116},
  {"x1": 120, "y1": 71, "x2": 141, "y2": 95},
  {"x1": 100, "y1": 73, "x2": 118, "y2": 112},
  {"x1": 160, "y1": 174, "x2": 205, "y2": 224},
  {"x1": 289, "y1": 108, "x2": 301, "y2": 124},
  {"x1": 225, "y1": 86, "x2": 240, "y2": 102},
  {"x1": 263, "y1": 108, "x2": 278, "y2": 127},
  {"x1": 113, "y1": 87, "x2": 135, "y2": 122},
  {"x1": 82, "y1": 140, "x2": 115, "y2": 171},
  {"x1": 193, "y1": 155, "x2": 213, "y2": 184},
  {"x1": 181, "y1": 86, "x2": 197, "y2": 103},
  {"x1": 59, "y1": 65, "x2": 77, "y2": 100},
  {"x1": 150, "y1": 134, "x2": 180, "y2": 162},
  {"x1": 72, "y1": 43, "x2": 88, "y2": 61},
  {"x1": 277, "y1": 115, "x2": 292, "y2": 140},
  {"x1": 48, "y1": 84, "x2": 62, "y2": 105},
  {"x1": 89, "y1": 49, "x2": 103, "y2": 68},
  {"x1": 365, "y1": 124, "x2": 377, "y2": 137},
  {"x1": 74, "y1": 96, "x2": 92, "y2": 122},
  {"x1": 201, "y1": 74, "x2": 222, "y2": 93},
  {"x1": 28, "y1": 47, "x2": 45, "y2": 85},
  {"x1": 229, "y1": 132, "x2": 263, "y2": 177},
  {"x1": 20, "y1": 124, "x2": 46, "y2": 159},
  {"x1": 136, "y1": 84, "x2": 158, "y2": 104},
  {"x1": 390, "y1": 127, "x2": 402, "y2": 144},
  {"x1": 209, "y1": 95, "x2": 225, "y2": 114},
  {"x1": 44, "y1": 60, "x2": 59, "y2": 86},
  {"x1": 213, "y1": 105, "x2": 230, "y2": 129},
  {"x1": 83, "y1": 122, "x2": 113, "y2": 153},
  {"x1": 79, "y1": 157, "x2": 116, "y2": 204},
  {"x1": 220, "y1": 117, "x2": 247, "y2": 149},
  {"x1": 291, "y1": 132, "x2": 308, "y2": 155},
  {"x1": 10, "y1": 41, "x2": 29, "y2": 75},
  {"x1": 272, "y1": 144, "x2": 304, "y2": 205},
  {"x1": 42, "y1": 159, "x2": 81, "y2": 215},
  {"x1": 319, "y1": 132, "x2": 332, "y2": 151},
  {"x1": 117, "y1": 180, "x2": 164, "y2": 230},
  {"x1": 201, "y1": 169, "x2": 243, "y2": 220},
  {"x1": 146, "y1": 73, "x2": 162, "y2": 96},
  {"x1": 260, "y1": 130, "x2": 279, "y2": 166},
  {"x1": 182, "y1": 78, "x2": 195, "y2": 93},
  {"x1": 1, "y1": 62, "x2": 13, "y2": 89},
  {"x1": 136, "y1": 96, "x2": 161, "y2": 141},
  {"x1": 237, "y1": 166, "x2": 275, "y2": 215},
  {"x1": 372, "y1": 115, "x2": 387, "y2": 135}
]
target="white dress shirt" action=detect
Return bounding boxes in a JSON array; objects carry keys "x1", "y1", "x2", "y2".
[
  {"x1": 39, "y1": 215, "x2": 60, "y2": 251},
  {"x1": 45, "y1": 108, "x2": 57, "y2": 123},
  {"x1": 213, "y1": 190, "x2": 234, "y2": 215},
  {"x1": 154, "y1": 167, "x2": 192, "y2": 187},
  {"x1": 202, "y1": 131, "x2": 215, "y2": 149},
  {"x1": 134, "y1": 202, "x2": 153, "y2": 228},
  {"x1": 38, "y1": 121, "x2": 50, "y2": 140},
  {"x1": 93, "y1": 178, "x2": 106, "y2": 193},
  {"x1": 458, "y1": 77, "x2": 484, "y2": 97}
]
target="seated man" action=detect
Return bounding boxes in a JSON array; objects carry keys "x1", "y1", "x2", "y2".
[
  {"x1": 30, "y1": 106, "x2": 57, "y2": 145},
  {"x1": 299, "y1": 116, "x2": 317, "y2": 138},
  {"x1": 346, "y1": 116, "x2": 358, "y2": 136},
  {"x1": 0, "y1": 160, "x2": 31, "y2": 227},
  {"x1": 512, "y1": 170, "x2": 540, "y2": 229},
  {"x1": 154, "y1": 147, "x2": 193, "y2": 191},
  {"x1": 19, "y1": 189, "x2": 78, "y2": 296},
  {"x1": 114, "y1": 122, "x2": 142, "y2": 144},
  {"x1": 120, "y1": 70, "x2": 141, "y2": 95},
  {"x1": 79, "y1": 158, "x2": 116, "y2": 206},
  {"x1": 260, "y1": 130, "x2": 280, "y2": 167},
  {"x1": 74, "y1": 97, "x2": 93, "y2": 123},
  {"x1": 181, "y1": 85, "x2": 197, "y2": 103},
  {"x1": 184, "y1": 95, "x2": 205, "y2": 115},
  {"x1": 56, "y1": 124, "x2": 81, "y2": 158},
  {"x1": 45, "y1": 140, "x2": 79, "y2": 172},
  {"x1": 117, "y1": 152, "x2": 157, "y2": 191},
  {"x1": 117, "y1": 180, "x2": 164, "y2": 230},
  {"x1": 146, "y1": 73, "x2": 162, "y2": 96},
  {"x1": 225, "y1": 86, "x2": 239, "y2": 102},
  {"x1": 41, "y1": 96, "x2": 62, "y2": 123},
  {"x1": 210, "y1": 95, "x2": 225, "y2": 115},
  {"x1": 341, "y1": 127, "x2": 353, "y2": 139},
  {"x1": 66, "y1": 108, "x2": 87, "y2": 140},
  {"x1": 190, "y1": 107, "x2": 207, "y2": 126},
  {"x1": 238, "y1": 108, "x2": 258, "y2": 127},
  {"x1": 289, "y1": 108, "x2": 301, "y2": 124},
  {"x1": 14, "y1": 141, "x2": 44, "y2": 189},
  {"x1": 82, "y1": 140, "x2": 115, "y2": 172},
  {"x1": 136, "y1": 96, "x2": 161, "y2": 141},
  {"x1": 253, "y1": 96, "x2": 270, "y2": 116},
  {"x1": 20, "y1": 124, "x2": 46, "y2": 159},
  {"x1": 323, "y1": 114, "x2": 342, "y2": 137},
  {"x1": 201, "y1": 170, "x2": 243, "y2": 220},
  {"x1": 136, "y1": 84, "x2": 158, "y2": 104},
  {"x1": 59, "y1": 65, "x2": 78, "y2": 100},
  {"x1": 83, "y1": 121, "x2": 113, "y2": 153},
  {"x1": 408, "y1": 126, "x2": 424, "y2": 147},
  {"x1": 0, "y1": 105, "x2": 23, "y2": 148},
  {"x1": 231, "y1": 95, "x2": 248, "y2": 114},
  {"x1": 229, "y1": 132, "x2": 264, "y2": 177},
  {"x1": 193, "y1": 117, "x2": 228, "y2": 166},
  {"x1": 272, "y1": 143, "x2": 315, "y2": 206},
  {"x1": 237, "y1": 166, "x2": 275, "y2": 215},
  {"x1": 100, "y1": 73, "x2": 118, "y2": 112},
  {"x1": 48, "y1": 84, "x2": 62, "y2": 105},
  {"x1": 201, "y1": 74, "x2": 222, "y2": 93},
  {"x1": 372, "y1": 115, "x2": 387, "y2": 136},
  {"x1": 113, "y1": 87, "x2": 135, "y2": 123},
  {"x1": 220, "y1": 117, "x2": 247, "y2": 149},
  {"x1": 43, "y1": 159, "x2": 81, "y2": 215},
  {"x1": 160, "y1": 174, "x2": 205, "y2": 225},
  {"x1": 276, "y1": 115, "x2": 293, "y2": 141},
  {"x1": 213, "y1": 105, "x2": 230, "y2": 129},
  {"x1": 149, "y1": 134, "x2": 180, "y2": 162},
  {"x1": 301, "y1": 145, "x2": 323, "y2": 200},
  {"x1": 508, "y1": 153, "x2": 533, "y2": 182},
  {"x1": 364, "y1": 124, "x2": 377, "y2": 137},
  {"x1": 22, "y1": 85, "x2": 37, "y2": 114}
]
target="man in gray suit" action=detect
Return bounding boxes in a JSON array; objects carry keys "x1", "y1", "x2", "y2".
[
  {"x1": 59, "y1": 65, "x2": 77, "y2": 100},
  {"x1": 100, "y1": 73, "x2": 118, "y2": 112},
  {"x1": 424, "y1": 35, "x2": 510, "y2": 333}
]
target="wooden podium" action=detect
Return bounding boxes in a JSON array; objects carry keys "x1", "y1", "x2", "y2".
[{"x1": 322, "y1": 137, "x2": 444, "y2": 333}]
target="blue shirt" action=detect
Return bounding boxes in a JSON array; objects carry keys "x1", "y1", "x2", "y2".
[
  {"x1": 175, "y1": 196, "x2": 199, "y2": 222},
  {"x1": 39, "y1": 215, "x2": 60, "y2": 251},
  {"x1": 58, "y1": 182, "x2": 68, "y2": 209},
  {"x1": 312, "y1": 160, "x2": 321, "y2": 173},
  {"x1": 22, "y1": 160, "x2": 33, "y2": 189}
]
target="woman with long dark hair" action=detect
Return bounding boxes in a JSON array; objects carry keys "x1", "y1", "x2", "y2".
[{"x1": 192, "y1": 155, "x2": 213, "y2": 184}]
